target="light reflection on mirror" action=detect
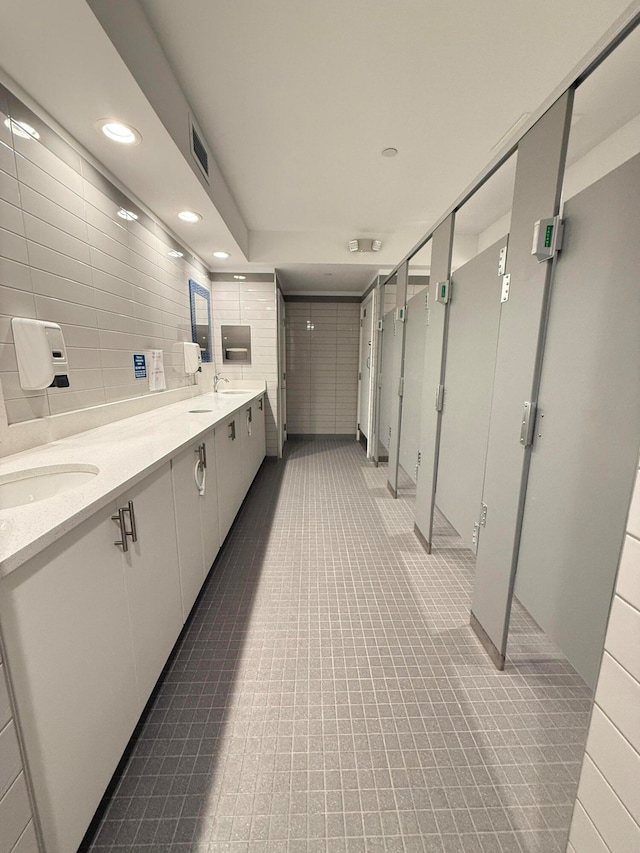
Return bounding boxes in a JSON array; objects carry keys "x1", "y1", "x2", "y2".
[{"x1": 189, "y1": 279, "x2": 212, "y2": 363}]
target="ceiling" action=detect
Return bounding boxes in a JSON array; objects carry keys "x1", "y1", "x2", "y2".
[{"x1": 0, "y1": 0, "x2": 637, "y2": 292}]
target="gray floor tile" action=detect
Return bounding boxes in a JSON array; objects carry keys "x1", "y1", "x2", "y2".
[{"x1": 85, "y1": 439, "x2": 590, "y2": 852}]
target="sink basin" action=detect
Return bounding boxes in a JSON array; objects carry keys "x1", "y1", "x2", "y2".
[
  {"x1": 218, "y1": 389, "x2": 252, "y2": 395},
  {"x1": 188, "y1": 409, "x2": 213, "y2": 413},
  {"x1": 0, "y1": 464, "x2": 99, "y2": 510}
]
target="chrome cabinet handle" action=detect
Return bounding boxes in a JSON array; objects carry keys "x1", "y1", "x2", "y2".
[
  {"x1": 112, "y1": 507, "x2": 129, "y2": 552},
  {"x1": 112, "y1": 500, "x2": 137, "y2": 550},
  {"x1": 228, "y1": 420, "x2": 236, "y2": 440},
  {"x1": 127, "y1": 500, "x2": 137, "y2": 543}
]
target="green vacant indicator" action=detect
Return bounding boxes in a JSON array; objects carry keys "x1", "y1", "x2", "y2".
[
  {"x1": 544, "y1": 224, "x2": 554, "y2": 248},
  {"x1": 441, "y1": 284, "x2": 447, "y2": 298}
]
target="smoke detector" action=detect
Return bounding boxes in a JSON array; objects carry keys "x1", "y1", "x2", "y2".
[{"x1": 348, "y1": 239, "x2": 382, "y2": 253}]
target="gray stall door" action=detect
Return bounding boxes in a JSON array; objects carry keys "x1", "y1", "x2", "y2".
[
  {"x1": 358, "y1": 299, "x2": 373, "y2": 439},
  {"x1": 378, "y1": 308, "x2": 400, "y2": 454},
  {"x1": 398, "y1": 290, "x2": 429, "y2": 484},
  {"x1": 436, "y1": 238, "x2": 505, "y2": 549},
  {"x1": 514, "y1": 153, "x2": 640, "y2": 688}
]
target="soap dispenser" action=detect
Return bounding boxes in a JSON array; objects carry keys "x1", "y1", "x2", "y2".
[
  {"x1": 183, "y1": 341, "x2": 202, "y2": 375},
  {"x1": 12, "y1": 318, "x2": 70, "y2": 390}
]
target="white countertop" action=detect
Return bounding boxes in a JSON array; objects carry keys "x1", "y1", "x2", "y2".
[{"x1": 0, "y1": 389, "x2": 264, "y2": 578}]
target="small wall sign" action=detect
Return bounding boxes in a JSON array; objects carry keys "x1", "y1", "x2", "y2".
[{"x1": 133, "y1": 353, "x2": 147, "y2": 379}]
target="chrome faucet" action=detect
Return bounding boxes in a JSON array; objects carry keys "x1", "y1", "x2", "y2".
[{"x1": 213, "y1": 373, "x2": 229, "y2": 392}]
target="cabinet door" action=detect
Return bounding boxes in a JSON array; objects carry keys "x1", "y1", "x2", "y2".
[
  {"x1": 241, "y1": 403, "x2": 255, "y2": 493},
  {"x1": 121, "y1": 463, "x2": 183, "y2": 706},
  {"x1": 0, "y1": 506, "x2": 139, "y2": 853},
  {"x1": 254, "y1": 395, "x2": 266, "y2": 472},
  {"x1": 171, "y1": 442, "x2": 206, "y2": 619},
  {"x1": 215, "y1": 413, "x2": 243, "y2": 542},
  {"x1": 200, "y1": 429, "x2": 220, "y2": 573}
]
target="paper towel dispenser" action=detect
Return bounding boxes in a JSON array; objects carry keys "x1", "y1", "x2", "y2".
[
  {"x1": 12, "y1": 318, "x2": 70, "y2": 390},
  {"x1": 221, "y1": 325, "x2": 251, "y2": 365}
]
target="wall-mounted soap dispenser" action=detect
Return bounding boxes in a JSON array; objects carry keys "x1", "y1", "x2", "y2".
[
  {"x1": 12, "y1": 318, "x2": 70, "y2": 390},
  {"x1": 183, "y1": 341, "x2": 202, "y2": 375}
]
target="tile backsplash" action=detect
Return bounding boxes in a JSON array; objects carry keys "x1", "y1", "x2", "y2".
[{"x1": 285, "y1": 300, "x2": 359, "y2": 436}]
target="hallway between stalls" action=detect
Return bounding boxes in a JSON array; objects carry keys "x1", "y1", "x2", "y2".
[{"x1": 84, "y1": 439, "x2": 591, "y2": 853}]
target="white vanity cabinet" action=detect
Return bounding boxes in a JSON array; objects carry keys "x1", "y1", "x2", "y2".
[
  {"x1": 215, "y1": 410, "x2": 245, "y2": 542},
  {"x1": 199, "y1": 429, "x2": 221, "y2": 572},
  {"x1": 0, "y1": 503, "x2": 140, "y2": 853},
  {"x1": 171, "y1": 431, "x2": 220, "y2": 620},
  {"x1": 0, "y1": 462, "x2": 182, "y2": 853},
  {"x1": 0, "y1": 393, "x2": 265, "y2": 853},
  {"x1": 121, "y1": 464, "x2": 183, "y2": 706},
  {"x1": 244, "y1": 394, "x2": 266, "y2": 489}
]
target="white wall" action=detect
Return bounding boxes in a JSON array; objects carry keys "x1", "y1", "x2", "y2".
[
  {"x1": 568, "y1": 457, "x2": 640, "y2": 851},
  {"x1": 285, "y1": 301, "x2": 359, "y2": 435}
]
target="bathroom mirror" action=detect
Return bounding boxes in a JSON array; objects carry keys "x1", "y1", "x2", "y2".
[{"x1": 189, "y1": 279, "x2": 212, "y2": 363}]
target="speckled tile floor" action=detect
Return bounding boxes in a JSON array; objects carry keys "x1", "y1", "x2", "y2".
[{"x1": 84, "y1": 439, "x2": 591, "y2": 853}]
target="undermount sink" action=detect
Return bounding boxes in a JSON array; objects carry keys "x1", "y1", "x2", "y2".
[
  {"x1": 0, "y1": 464, "x2": 99, "y2": 510},
  {"x1": 218, "y1": 389, "x2": 252, "y2": 395}
]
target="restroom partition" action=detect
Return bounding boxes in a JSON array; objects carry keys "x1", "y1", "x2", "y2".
[
  {"x1": 357, "y1": 294, "x2": 373, "y2": 445},
  {"x1": 471, "y1": 92, "x2": 573, "y2": 668},
  {"x1": 512, "y1": 152, "x2": 640, "y2": 687},
  {"x1": 414, "y1": 216, "x2": 454, "y2": 550},
  {"x1": 398, "y1": 288, "x2": 429, "y2": 485},
  {"x1": 435, "y1": 237, "x2": 505, "y2": 550},
  {"x1": 386, "y1": 264, "x2": 409, "y2": 497},
  {"x1": 377, "y1": 307, "x2": 399, "y2": 462}
]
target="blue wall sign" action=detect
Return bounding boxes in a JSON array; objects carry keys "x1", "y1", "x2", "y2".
[{"x1": 133, "y1": 353, "x2": 147, "y2": 379}]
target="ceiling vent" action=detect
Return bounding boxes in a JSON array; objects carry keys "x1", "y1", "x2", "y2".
[{"x1": 189, "y1": 115, "x2": 210, "y2": 183}]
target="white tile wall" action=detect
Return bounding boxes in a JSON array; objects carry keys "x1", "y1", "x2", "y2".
[
  {"x1": 0, "y1": 101, "x2": 212, "y2": 453},
  {"x1": 569, "y1": 459, "x2": 640, "y2": 851},
  {"x1": 210, "y1": 278, "x2": 279, "y2": 456},
  {"x1": 285, "y1": 301, "x2": 359, "y2": 435}
]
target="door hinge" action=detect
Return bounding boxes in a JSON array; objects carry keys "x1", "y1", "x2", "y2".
[
  {"x1": 471, "y1": 522, "x2": 480, "y2": 554},
  {"x1": 415, "y1": 450, "x2": 422, "y2": 482},
  {"x1": 358, "y1": 371, "x2": 362, "y2": 380},
  {"x1": 360, "y1": 318, "x2": 363, "y2": 328},
  {"x1": 480, "y1": 502, "x2": 488, "y2": 527},
  {"x1": 500, "y1": 273, "x2": 511, "y2": 303},
  {"x1": 435, "y1": 384, "x2": 445, "y2": 412},
  {"x1": 520, "y1": 401, "x2": 537, "y2": 447},
  {"x1": 498, "y1": 244, "x2": 508, "y2": 276},
  {"x1": 398, "y1": 377, "x2": 404, "y2": 397}
]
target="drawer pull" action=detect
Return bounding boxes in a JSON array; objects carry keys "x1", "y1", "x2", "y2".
[{"x1": 112, "y1": 500, "x2": 137, "y2": 551}]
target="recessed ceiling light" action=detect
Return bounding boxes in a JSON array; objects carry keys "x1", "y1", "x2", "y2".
[
  {"x1": 117, "y1": 208, "x2": 138, "y2": 221},
  {"x1": 168, "y1": 250, "x2": 184, "y2": 258},
  {"x1": 381, "y1": 147, "x2": 398, "y2": 157},
  {"x1": 178, "y1": 210, "x2": 201, "y2": 223},
  {"x1": 213, "y1": 251, "x2": 230, "y2": 259},
  {"x1": 324, "y1": 273, "x2": 333, "y2": 277},
  {"x1": 97, "y1": 119, "x2": 141, "y2": 145},
  {"x1": 233, "y1": 275, "x2": 246, "y2": 280},
  {"x1": 4, "y1": 118, "x2": 40, "y2": 140}
]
